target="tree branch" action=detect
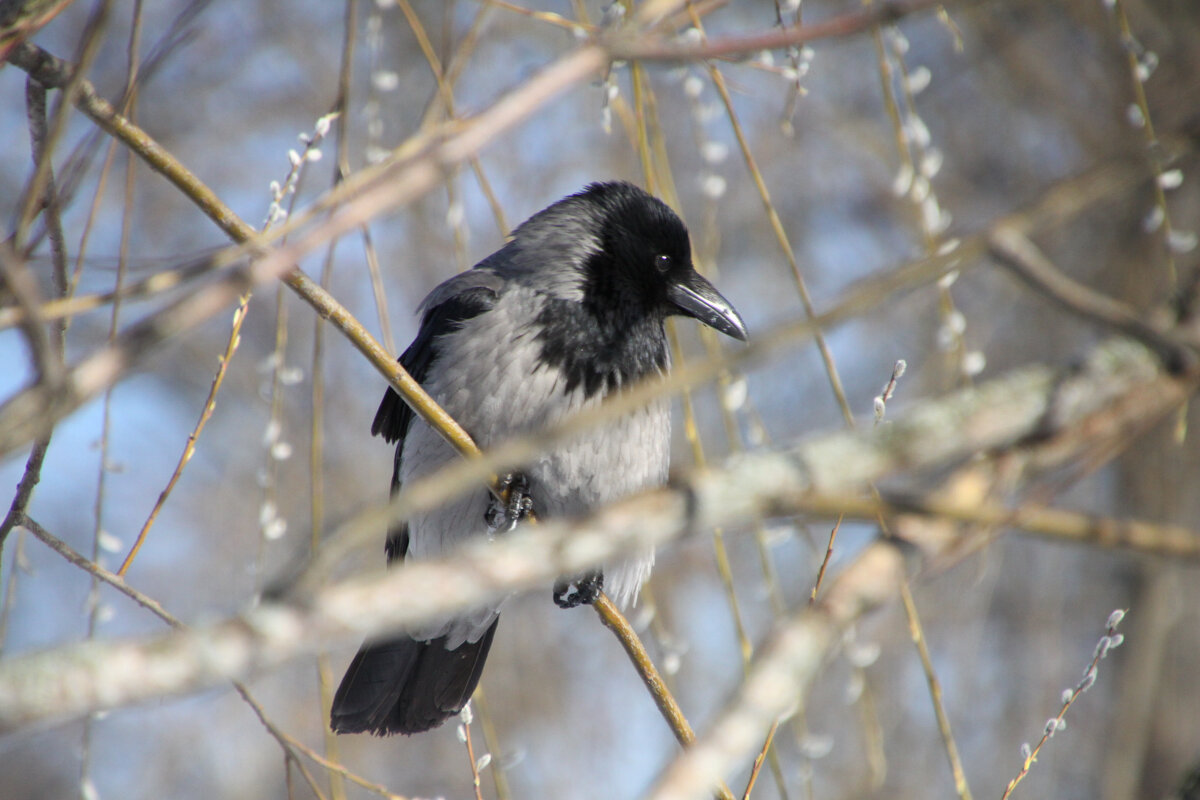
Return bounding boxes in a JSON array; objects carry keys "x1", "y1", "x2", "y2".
[
  {"x1": 792, "y1": 490, "x2": 1200, "y2": 561},
  {"x1": 648, "y1": 541, "x2": 905, "y2": 800},
  {"x1": 0, "y1": 334, "x2": 1191, "y2": 731},
  {"x1": 610, "y1": 0, "x2": 963, "y2": 62},
  {"x1": 2, "y1": 39, "x2": 584, "y2": 462},
  {"x1": 987, "y1": 224, "x2": 1197, "y2": 370}
]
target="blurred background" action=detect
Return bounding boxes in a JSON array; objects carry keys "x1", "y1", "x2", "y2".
[{"x1": 1, "y1": 1, "x2": 1199, "y2": 798}]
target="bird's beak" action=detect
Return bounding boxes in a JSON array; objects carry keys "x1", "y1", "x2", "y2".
[{"x1": 667, "y1": 271, "x2": 748, "y2": 342}]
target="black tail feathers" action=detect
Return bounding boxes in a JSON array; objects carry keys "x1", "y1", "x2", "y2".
[{"x1": 330, "y1": 618, "x2": 498, "y2": 736}]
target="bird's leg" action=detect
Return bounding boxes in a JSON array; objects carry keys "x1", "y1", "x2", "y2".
[
  {"x1": 553, "y1": 570, "x2": 604, "y2": 608},
  {"x1": 484, "y1": 471, "x2": 533, "y2": 536}
]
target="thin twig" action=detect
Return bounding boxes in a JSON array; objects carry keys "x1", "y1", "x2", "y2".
[
  {"x1": 988, "y1": 225, "x2": 1195, "y2": 370},
  {"x1": 0, "y1": 439, "x2": 51, "y2": 548},
  {"x1": 13, "y1": 0, "x2": 111, "y2": 252},
  {"x1": 81, "y1": 9, "x2": 142, "y2": 783},
  {"x1": 0, "y1": 249, "x2": 226, "y2": 330},
  {"x1": 809, "y1": 514, "x2": 842, "y2": 603},
  {"x1": 458, "y1": 705, "x2": 486, "y2": 800},
  {"x1": 647, "y1": 543, "x2": 902, "y2": 800},
  {"x1": 0, "y1": 84, "x2": 69, "y2": 556},
  {"x1": 21, "y1": 514, "x2": 396, "y2": 799},
  {"x1": 869, "y1": 7, "x2": 970, "y2": 383},
  {"x1": 236, "y1": 683, "x2": 332, "y2": 800},
  {"x1": 1001, "y1": 610, "x2": 1128, "y2": 799},
  {"x1": 23, "y1": 78, "x2": 70, "y2": 306},
  {"x1": 117, "y1": 115, "x2": 332, "y2": 577},
  {"x1": 22, "y1": 515, "x2": 179, "y2": 625},
  {"x1": 0, "y1": 246, "x2": 62, "y2": 389},
  {"x1": 696, "y1": 39, "x2": 854, "y2": 426},
  {"x1": 899, "y1": 580, "x2": 972, "y2": 800},
  {"x1": 792, "y1": 490, "x2": 1200, "y2": 562},
  {"x1": 741, "y1": 719, "x2": 778, "y2": 800},
  {"x1": 115, "y1": 290, "x2": 248, "y2": 574},
  {"x1": 871, "y1": 348, "x2": 971, "y2": 799},
  {"x1": 311, "y1": 7, "x2": 358, "y2": 798},
  {"x1": 1109, "y1": 0, "x2": 1178, "y2": 286},
  {"x1": 274, "y1": 724, "x2": 408, "y2": 800},
  {"x1": 613, "y1": 0, "x2": 956, "y2": 62},
  {"x1": 473, "y1": 0, "x2": 586, "y2": 32},
  {"x1": 594, "y1": 594, "x2": 736, "y2": 800},
  {"x1": 473, "y1": 687, "x2": 513, "y2": 800}
]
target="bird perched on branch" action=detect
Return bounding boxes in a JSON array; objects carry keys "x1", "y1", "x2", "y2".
[{"x1": 331, "y1": 181, "x2": 747, "y2": 736}]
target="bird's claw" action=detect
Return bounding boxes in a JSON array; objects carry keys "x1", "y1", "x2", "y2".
[
  {"x1": 553, "y1": 571, "x2": 604, "y2": 608},
  {"x1": 485, "y1": 472, "x2": 533, "y2": 535}
]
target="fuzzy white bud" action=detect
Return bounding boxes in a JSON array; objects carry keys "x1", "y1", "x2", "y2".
[
  {"x1": 315, "y1": 113, "x2": 337, "y2": 137},
  {"x1": 963, "y1": 351, "x2": 986, "y2": 377},
  {"x1": 1158, "y1": 169, "x2": 1183, "y2": 190},
  {"x1": 701, "y1": 141, "x2": 729, "y2": 164},
  {"x1": 1168, "y1": 230, "x2": 1198, "y2": 254},
  {"x1": 372, "y1": 70, "x2": 400, "y2": 92},
  {"x1": 98, "y1": 530, "x2": 123, "y2": 553},
  {"x1": 905, "y1": 66, "x2": 932, "y2": 94},
  {"x1": 701, "y1": 173, "x2": 727, "y2": 200},
  {"x1": 1142, "y1": 205, "x2": 1165, "y2": 233}
]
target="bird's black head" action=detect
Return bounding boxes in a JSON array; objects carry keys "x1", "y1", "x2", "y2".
[
  {"x1": 574, "y1": 181, "x2": 748, "y2": 342},
  {"x1": 528, "y1": 182, "x2": 747, "y2": 398}
]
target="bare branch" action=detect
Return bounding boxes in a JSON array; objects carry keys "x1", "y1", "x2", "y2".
[
  {"x1": 0, "y1": 40, "x2": 605, "y2": 467},
  {"x1": 0, "y1": 333, "x2": 1190, "y2": 730},
  {"x1": 611, "y1": 0, "x2": 964, "y2": 62},
  {"x1": 988, "y1": 225, "x2": 1196, "y2": 370},
  {"x1": 648, "y1": 541, "x2": 904, "y2": 800},
  {"x1": 20, "y1": 516, "x2": 180, "y2": 628},
  {"x1": 793, "y1": 490, "x2": 1200, "y2": 561},
  {"x1": 0, "y1": 244, "x2": 62, "y2": 392},
  {"x1": 0, "y1": 249, "x2": 224, "y2": 330}
]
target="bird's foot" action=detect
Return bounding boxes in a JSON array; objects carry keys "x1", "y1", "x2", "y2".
[
  {"x1": 553, "y1": 571, "x2": 604, "y2": 608},
  {"x1": 485, "y1": 472, "x2": 533, "y2": 536}
]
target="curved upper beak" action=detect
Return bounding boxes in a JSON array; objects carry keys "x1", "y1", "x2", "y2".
[{"x1": 667, "y1": 270, "x2": 748, "y2": 342}]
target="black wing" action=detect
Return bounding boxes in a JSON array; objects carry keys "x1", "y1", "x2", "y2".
[{"x1": 371, "y1": 271, "x2": 502, "y2": 562}]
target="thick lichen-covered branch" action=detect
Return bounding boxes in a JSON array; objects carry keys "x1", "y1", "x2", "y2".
[{"x1": 0, "y1": 335, "x2": 1191, "y2": 732}]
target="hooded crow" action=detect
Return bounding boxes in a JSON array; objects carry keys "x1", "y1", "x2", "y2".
[{"x1": 331, "y1": 181, "x2": 747, "y2": 736}]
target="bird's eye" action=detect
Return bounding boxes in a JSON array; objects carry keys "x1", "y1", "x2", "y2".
[{"x1": 655, "y1": 254, "x2": 672, "y2": 273}]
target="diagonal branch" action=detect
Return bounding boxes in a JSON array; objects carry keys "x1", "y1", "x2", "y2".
[
  {"x1": 648, "y1": 541, "x2": 905, "y2": 800},
  {"x1": 988, "y1": 224, "x2": 1197, "y2": 370},
  {"x1": 18, "y1": 514, "x2": 400, "y2": 799},
  {"x1": 2, "y1": 39, "x2": 591, "y2": 461},
  {"x1": 791, "y1": 490, "x2": 1200, "y2": 561},
  {"x1": 612, "y1": 0, "x2": 967, "y2": 61},
  {"x1": 0, "y1": 333, "x2": 1191, "y2": 731}
]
